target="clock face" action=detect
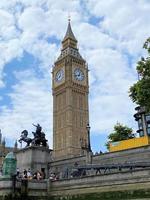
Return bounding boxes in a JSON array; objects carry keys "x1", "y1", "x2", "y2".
[
  {"x1": 74, "y1": 68, "x2": 84, "y2": 81},
  {"x1": 55, "y1": 69, "x2": 64, "y2": 82}
]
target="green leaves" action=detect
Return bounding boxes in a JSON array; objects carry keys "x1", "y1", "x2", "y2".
[
  {"x1": 106, "y1": 123, "x2": 133, "y2": 150},
  {"x1": 129, "y1": 37, "x2": 150, "y2": 112}
]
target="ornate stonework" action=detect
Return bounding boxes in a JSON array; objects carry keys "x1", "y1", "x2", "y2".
[{"x1": 52, "y1": 21, "x2": 89, "y2": 159}]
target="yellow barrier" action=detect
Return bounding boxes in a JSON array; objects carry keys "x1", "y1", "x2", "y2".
[{"x1": 109, "y1": 136, "x2": 150, "y2": 152}]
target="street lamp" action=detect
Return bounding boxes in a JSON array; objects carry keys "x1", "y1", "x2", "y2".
[
  {"x1": 86, "y1": 123, "x2": 92, "y2": 152},
  {"x1": 134, "y1": 106, "x2": 150, "y2": 137}
]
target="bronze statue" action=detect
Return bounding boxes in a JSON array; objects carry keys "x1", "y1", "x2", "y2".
[
  {"x1": 18, "y1": 124, "x2": 48, "y2": 147},
  {"x1": 18, "y1": 130, "x2": 32, "y2": 146},
  {"x1": 32, "y1": 123, "x2": 47, "y2": 147}
]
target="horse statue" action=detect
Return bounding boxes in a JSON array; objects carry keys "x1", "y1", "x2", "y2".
[
  {"x1": 18, "y1": 124, "x2": 48, "y2": 148},
  {"x1": 18, "y1": 130, "x2": 32, "y2": 147}
]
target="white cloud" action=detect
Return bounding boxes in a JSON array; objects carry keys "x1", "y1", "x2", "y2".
[
  {"x1": 75, "y1": 22, "x2": 117, "y2": 50},
  {"x1": 0, "y1": 70, "x2": 53, "y2": 147},
  {"x1": 85, "y1": 0, "x2": 150, "y2": 55},
  {"x1": 86, "y1": 48, "x2": 137, "y2": 134},
  {"x1": 18, "y1": 7, "x2": 47, "y2": 36},
  {"x1": 0, "y1": 38, "x2": 23, "y2": 87}
]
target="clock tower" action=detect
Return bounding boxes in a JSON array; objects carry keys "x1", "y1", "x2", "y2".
[{"x1": 52, "y1": 20, "x2": 90, "y2": 159}]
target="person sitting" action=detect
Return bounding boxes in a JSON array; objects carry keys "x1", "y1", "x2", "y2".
[
  {"x1": 16, "y1": 168, "x2": 20, "y2": 177},
  {"x1": 27, "y1": 168, "x2": 32, "y2": 180},
  {"x1": 41, "y1": 170, "x2": 46, "y2": 179},
  {"x1": 33, "y1": 172, "x2": 37, "y2": 179},
  {"x1": 23, "y1": 169, "x2": 27, "y2": 179},
  {"x1": 37, "y1": 171, "x2": 42, "y2": 180}
]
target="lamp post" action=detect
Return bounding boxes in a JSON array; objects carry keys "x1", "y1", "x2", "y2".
[
  {"x1": 134, "y1": 106, "x2": 150, "y2": 137},
  {"x1": 86, "y1": 123, "x2": 92, "y2": 152}
]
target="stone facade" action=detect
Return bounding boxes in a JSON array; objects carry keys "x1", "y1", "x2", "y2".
[
  {"x1": 16, "y1": 146, "x2": 52, "y2": 178},
  {"x1": 49, "y1": 145, "x2": 150, "y2": 178},
  {"x1": 2, "y1": 167, "x2": 150, "y2": 199},
  {"x1": 50, "y1": 167, "x2": 150, "y2": 197},
  {"x1": 52, "y1": 21, "x2": 89, "y2": 159},
  {"x1": 0, "y1": 178, "x2": 48, "y2": 198}
]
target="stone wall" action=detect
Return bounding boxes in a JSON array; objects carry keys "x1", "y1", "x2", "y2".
[
  {"x1": 92, "y1": 145, "x2": 150, "y2": 165},
  {"x1": 1, "y1": 168, "x2": 150, "y2": 199},
  {"x1": 49, "y1": 154, "x2": 86, "y2": 177},
  {"x1": 1, "y1": 146, "x2": 150, "y2": 199},
  {"x1": 49, "y1": 145, "x2": 150, "y2": 175},
  {"x1": 0, "y1": 178, "x2": 47, "y2": 198},
  {"x1": 28, "y1": 180, "x2": 47, "y2": 196},
  {"x1": 16, "y1": 146, "x2": 52, "y2": 177},
  {"x1": 0, "y1": 178, "x2": 13, "y2": 196},
  {"x1": 50, "y1": 167, "x2": 150, "y2": 197}
]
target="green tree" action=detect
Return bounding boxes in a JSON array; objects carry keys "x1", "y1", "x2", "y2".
[
  {"x1": 129, "y1": 37, "x2": 150, "y2": 112},
  {"x1": 106, "y1": 123, "x2": 134, "y2": 150}
]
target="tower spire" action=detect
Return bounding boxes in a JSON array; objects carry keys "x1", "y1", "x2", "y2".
[
  {"x1": 63, "y1": 19, "x2": 77, "y2": 42},
  {"x1": 68, "y1": 13, "x2": 71, "y2": 22},
  {"x1": 56, "y1": 19, "x2": 83, "y2": 62}
]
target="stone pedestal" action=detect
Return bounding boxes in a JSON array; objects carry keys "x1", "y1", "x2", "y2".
[{"x1": 15, "y1": 146, "x2": 52, "y2": 178}]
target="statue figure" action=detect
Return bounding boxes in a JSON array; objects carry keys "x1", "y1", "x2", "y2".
[
  {"x1": 32, "y1": 123, "x2": 42, "y2": 138},
  {"x1": 32, "y1": 124, "x2": 47, "y2": 147},
  {"x1": 18, "y1": 130, "x2": 32, "y2": 146},
  {"x1": 18, "y1": 124, "x2": 48, "y2": 148}
]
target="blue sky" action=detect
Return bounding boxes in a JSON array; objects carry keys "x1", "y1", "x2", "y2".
[{"x1": 0, "y1": 0, "x2": 150, "y2": 152}]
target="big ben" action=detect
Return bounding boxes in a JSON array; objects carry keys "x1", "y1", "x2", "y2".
[{"x1": 52, "y1": 20, "x2": 90, "y2": 159}]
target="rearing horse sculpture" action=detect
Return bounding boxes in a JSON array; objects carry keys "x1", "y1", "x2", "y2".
[
  {"x1": 18, "y1": 124, "x2": 48, "y2": 147},
  {"x1": 18, "y1": 130, "x2": 32, "y2": 146}
]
